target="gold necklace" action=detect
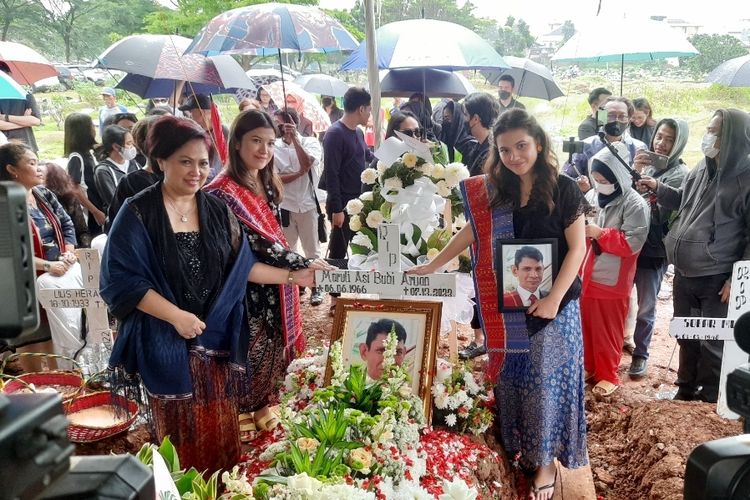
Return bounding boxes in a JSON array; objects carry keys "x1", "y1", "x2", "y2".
[{"x1": 164, "y1": 193, "x2": 196, "y2": 223}]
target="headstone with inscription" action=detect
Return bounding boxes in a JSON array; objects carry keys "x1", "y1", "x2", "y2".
[{"x1": 36, "y1": 249, "x2": 112, "y2": 375}]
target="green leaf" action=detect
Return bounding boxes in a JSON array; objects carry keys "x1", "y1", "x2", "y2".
[
  {"x1": 411, "y1": 224, "x2": 422, "y2": 245},
  {"x1": 350, "y1": 243, "x2": 371, "y2": 255},
  {"x1": 158, "y1": 436, "x2": 180, "y2": 473},
  {"x1": 174, "y1": 468, "x2": 200, "y2": 496},
  {"x1": 136, "y1": 443, "x2": 154, "y2": 467},
  {"x1": 359, "y1": 226, "x2": 378, "y2": 249}
]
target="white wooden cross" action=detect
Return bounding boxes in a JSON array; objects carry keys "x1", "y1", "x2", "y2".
[
  {"x1": 316, "y1": 223, "x2": 457, "y2": 300},
  {"x1": 668, "y1": 260, "x2": 750, "y2": 418},
  {"x1": 36, "y1": 248, "x2": 113, "y2": 374}
]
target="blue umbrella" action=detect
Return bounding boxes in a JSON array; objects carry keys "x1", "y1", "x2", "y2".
[
  {"x1": 0, "y1": 71, "x2": 26, "y2": 100},
  {"x1": 341, "y1": 19, "x2": 508, "y2": 71}
]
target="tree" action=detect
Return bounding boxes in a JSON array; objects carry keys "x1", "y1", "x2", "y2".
[
  {"x1": 0, "y1": 0, "x2": 35, "y2": 40},
  {"x1": 324, "y1": 8, "x2": 364, "y2": 41},
  {"x1": 682, "y1": 33, "x2": 748, "y2": 77},
  {"x1": 494, "y1": 16, "x2": 535, "y2": 57},
  {"x1": 32, "y1": 0, "x2": 101, "y2": 62},
  {"x1": 560, "y1": 20, "x2": 575, "y2": 46}
]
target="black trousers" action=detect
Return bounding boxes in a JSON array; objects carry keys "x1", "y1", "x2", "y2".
[{"x1": 673, "y1": 271, "x2": 730, "y2": 402}]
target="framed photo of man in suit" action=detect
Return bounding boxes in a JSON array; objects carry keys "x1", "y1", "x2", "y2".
[{"x1": 495, "y1": 239, "x2": 558, "y2": 312}]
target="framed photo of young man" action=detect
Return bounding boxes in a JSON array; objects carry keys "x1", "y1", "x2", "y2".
[
  {"x1": 324, "y1": 298, "x2": 441, "y2": 419},
  {"x1": 495, "y1": 239, "x2": 558, "y2": 312}
]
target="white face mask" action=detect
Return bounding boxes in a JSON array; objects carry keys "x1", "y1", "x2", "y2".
[
  {"x1": 594, "y1": 181, "x2": 617, "y2": 196},
  {"x1": 701, "y1": 133, "x2": 720, "y2": 159},
  {"x1": 121, "y1": 145, "x2": 138, "y2": 162}
]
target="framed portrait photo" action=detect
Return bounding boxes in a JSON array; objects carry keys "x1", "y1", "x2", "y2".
[
  {"x1": 495, "y1": 238, "x2": 558, "y2": 312},
  {"x1": 324, "y1": 298, "x2": 442, "y2": 420}
]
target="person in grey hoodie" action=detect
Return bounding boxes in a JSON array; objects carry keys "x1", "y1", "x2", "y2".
[
  {"x1": 639, "y1": 109, "x2": 750, "y2": 402},
  {"x1": 628, "y1": 119, "x2": 689, "y2": 378}
]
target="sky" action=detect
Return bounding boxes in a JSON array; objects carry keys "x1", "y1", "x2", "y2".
[{"x1": 318, "y1": 0, "x2": 750, "y2": 36}]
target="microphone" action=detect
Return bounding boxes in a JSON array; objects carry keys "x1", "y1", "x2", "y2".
[{"x1": 734, "y1": 311, "x2": 750, "y2": 354}]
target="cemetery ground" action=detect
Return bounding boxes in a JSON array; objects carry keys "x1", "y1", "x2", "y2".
[{"x1": 60, "y1": 269, "x2": 741, "y2": 499}]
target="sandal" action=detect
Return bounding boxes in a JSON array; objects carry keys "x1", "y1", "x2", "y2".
[
  {"x1": 255, "y1": 409, "x2": 280, "y2": 431},
  {"x1": 530, "y1": 466, "x2": 558, "y2": 500},
  {"x1": 592, "y1": 380, "x2": 619, "y2": 397},
  {"x1": 238, "y1": 413, "x2": 256, "y2": 443}
]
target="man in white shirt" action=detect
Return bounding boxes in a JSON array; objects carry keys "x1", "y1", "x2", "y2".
[{"x1": 273, "y1": 108, "x2": 324, "y2": 305}]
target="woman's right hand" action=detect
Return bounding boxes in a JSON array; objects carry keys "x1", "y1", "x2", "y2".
[
  {"x1": 47, "y1": 261, "x2": 68, "y2": 277},
  {"x1": 407, "y1": 263, "x2": 437, "y2": 275},
  {"x1": 170, "y1": 310, "x2": 206, "y2": 339}
]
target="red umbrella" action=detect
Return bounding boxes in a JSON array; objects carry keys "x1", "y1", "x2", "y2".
[{"x1": 0, "y1": 41, "x2": 58, "y2": 85}]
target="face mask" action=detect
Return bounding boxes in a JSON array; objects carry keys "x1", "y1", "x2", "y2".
[
  {"x1": 603, "y1": 120, "x2": 629, "y2": 137},
  {"x1": 121, "y1": 145, "x2": 138, "y2": 161},
  {"x1": 701, "y1": 133, "x2": 720, "y2": 158},
  {"x1": 499, "y1": 90, "x2": 511, "y2": 100},
  {"x1": 594, "y1": 181, "x2": 617, "y2": 196}
]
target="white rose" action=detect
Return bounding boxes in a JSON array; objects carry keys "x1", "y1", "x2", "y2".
[
  {"x1": 426, "y1": 248, "x2": 440, "y2": 261},
  {"x1": 287, "y1": 473, "x2": 322, "y2": 494},
  {"x1": 360, "y1": 167, "x2": 378, "y2": 185},
  {"x1": 435, "y1": 180, "x2": 452, "y2": 197},
  {"x1": 383, "y1": 176, "x2": 403, "y2": 192},
  {"x1": 366, "y1": 210, "x2": 384, "y2": 228},
  {"x1": 352, "y1": 233, "x2": 373, "y2": 249},
  {"x1": 431, "y1": 163, "x2": 446, "y2": 179},
  {"x1": 376, "y1": 160, "x2": 388, "y2": 175},
  {"x1": 438, "y1": 478, "x2": 478, "y2": 500},
  {"x1": 398, "y1": 384, "x2": 412, "y2": 397},
  {"x1": 418, "y1": 162, "x2": 434, "y2": 175},
  {"x1": 359, "y1": 191, "x2": 374, "y2": 202},
  {"x1": 435, "y1": 359, "x2": 453, "y2": 383},
  {"x1": 346, "y1": 198, "x2": 364, "y2": 215},
  {"x1": 402, "y1": 152, "x2": 418, "y2": 168},
  {"x1": 349, "y1": 216, "x2": 362, "y2": 232}
]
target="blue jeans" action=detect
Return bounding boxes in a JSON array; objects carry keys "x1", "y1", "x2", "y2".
[{"x1": 632, "y1": 263, "x2": 667, "y2": 360}]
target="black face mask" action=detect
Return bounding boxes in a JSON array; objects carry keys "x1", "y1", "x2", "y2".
[
  {"x1": 604, "y1": 120, "x2": 628, "y2": 137},
  {"x1": 499, "y1": 90, "x2": 511, "y2": 100}
]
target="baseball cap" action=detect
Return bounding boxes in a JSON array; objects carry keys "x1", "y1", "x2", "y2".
[
  {"x1": 178, "y1": 94, "x2": 212, "y2": 111},
  {"x1": 101, "y1": 87, "x2": 116, "y2": 97}
]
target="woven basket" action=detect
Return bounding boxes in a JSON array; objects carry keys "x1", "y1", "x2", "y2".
[
  {"x1": 64, "y1": 391, "x2": 138, "y2": 443},
  {"x1": 2, "y1": 372, "x2": 84, "y2": 401}
]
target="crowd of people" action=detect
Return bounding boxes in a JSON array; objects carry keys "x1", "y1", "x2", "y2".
[{"x1": 2, "y1": 55, "x2": 750, "y2": 499}]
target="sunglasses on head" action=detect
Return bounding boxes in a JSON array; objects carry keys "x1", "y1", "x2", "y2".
[{"x1": 400, "y1": 128, "x2": 422, "y2": 138}]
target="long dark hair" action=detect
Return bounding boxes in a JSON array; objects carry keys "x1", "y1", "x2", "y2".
[
  {"x1": 226, "y1": 109, "x2": 283, "y2": 204},
  {"x1": 95, "y1": 125, "x2": 129, "y2": 161},
  {"x1": 485, "y1": 108, "x2": 557, "y2": 214},
  {"x1": 385, "y1": 111, "x2": 419, "y2": 139},
  {"x1": 633, "y1": 97, "x2": 656, "y2": 127},
  {"x1": 147, "y1": 115, "x2": 213, "y2": 178},
  {"x1": 63, "y1": 112, "x2": 96, "y2": 157},
  {"x1": 44, "y1": 162, "x2": 77, "y2": 204}
]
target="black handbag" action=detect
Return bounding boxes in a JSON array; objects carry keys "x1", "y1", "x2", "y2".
[{"x1": 308, "y1": 170, "x2": 328, "y2": 243}]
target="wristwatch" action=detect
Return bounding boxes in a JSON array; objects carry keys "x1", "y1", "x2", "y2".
[
  {"x1": 287, "y1": 270, "x2": 295, "y2": 284},
  {"x1": 43, "y1": 262, "x2": 50, "y2": 272}
]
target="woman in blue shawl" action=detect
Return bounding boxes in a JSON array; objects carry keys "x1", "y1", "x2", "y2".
[{"x1": 101, "y1": 116, "x2": 314, "y2": 473}]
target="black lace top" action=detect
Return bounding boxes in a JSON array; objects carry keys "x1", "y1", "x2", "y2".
[{"x1": 174, "y1": 231, "x2": 218, "y2": 318}]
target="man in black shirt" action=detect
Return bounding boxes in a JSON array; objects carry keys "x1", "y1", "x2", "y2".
[
  {"x1": 578, "y1": 87, "x2": 612, "y2": 140},
  {"x1": 463, "y1": 92, "x2": 500, "y2": 177},
  {"x1": 497, "y1": 74, "x2": 526, "y2": 114},
  {"x1": 0, "y1": 62, "x2": 41, "y2": 152}
]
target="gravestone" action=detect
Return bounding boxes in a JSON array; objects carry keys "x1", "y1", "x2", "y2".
[
  {"x1": 668, "y1": 260, "x2": 750, "y2": 418},
  {"x1": 36, "y1": 249, "x2": 112, "y2": 375}
]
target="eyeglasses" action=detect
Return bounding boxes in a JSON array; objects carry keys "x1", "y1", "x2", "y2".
[
  {"x1": 607, "y1": 113, "x2": 629, "y2": 122},
  {"x1": 400, "y1": 128, "x2": 422, "y2": 138},
  {"x1": 153, "y1": 98, "x2": 168, "y2": 104}
]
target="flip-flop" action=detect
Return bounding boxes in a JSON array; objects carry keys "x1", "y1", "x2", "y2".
[
  {"x1": 255, "y1": 409, "x2": 280, "y2": 431},
  {"x1": 530, "y1": 468, "x2": 558, "y2": 500},
  {"x1": 592, "y1": 380, "x2": 619, "y2": 397},
  {"x1": 238, "y1": 413, "x2": 256, "y2": 443}
]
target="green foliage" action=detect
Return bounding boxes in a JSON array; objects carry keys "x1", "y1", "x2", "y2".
[
  {"x1": 324, "y1": 8, "x2": 364, "y2": 41},
  {"x1": 332, "y1": 364, "x2": 383, "y2": 415},
  {"x1": 682, "y1": 33, "x2": 748, "y2": 78},
  {"x1": 494, "y1": 16, "x2": 535, "y2": 57}
]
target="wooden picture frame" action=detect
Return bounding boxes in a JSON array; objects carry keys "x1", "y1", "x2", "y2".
[
  {"x1": 495, "y1": 238, "x2": 559, "y2": 312},
  {"x1": 324, "y1": 298, "x2": 442, "y2": 422}
]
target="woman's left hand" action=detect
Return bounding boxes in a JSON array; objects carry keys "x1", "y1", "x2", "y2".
[
  {"x1": 60, "y1": 251, "x2": 77, "y2": 266},
  {"x1": 307, "y1": 259, "x2": 336, "y2": 271},
  {"x1": 527, "y1": 295, "x2": 560, "y2": 320},
  {"x1": 585, "y1": 223, "x2": 603, "y2": 239},
  {"x1": 292, "y1": 268, "x2": 316, "y2": 288}
]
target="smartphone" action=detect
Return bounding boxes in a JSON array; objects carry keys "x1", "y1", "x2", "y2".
[
  {"x1": 596, "y1": 108, "x2": 609, "y2": 126},
  {"x1": 646, "y1": 151, "x2": 668, "y2": 170}
]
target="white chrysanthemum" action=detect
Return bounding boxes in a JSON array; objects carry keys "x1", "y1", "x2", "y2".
[
  {"x1": 359, "y1": 191, "x2": 374, "y2": 202},
  {"x1": 426, "y1": 248, "x2": 440, "y2": 261},
  {"x1": 402, "y1": 152, "x2": 418, "y2": 168},
  {"x1": 383, "y1": 176, "x2": 403, "y2": 192},
  {"x1": 349, "y1": 216, "x2": 362, "y2": 232},
  {"x1": 286, "y1": 473, "x2": 322, "y2": 494},
  {"x1": 444, "y1": 162, "x2": 470, "y2": 188},
  {"x1": 454, "y1": 389, "x2": 469, "y2": 405},
  {"x1": 462, "y1": 371, "x2": 481, "y2": 395},
  {"x1": 352, "y1": 233, "x2": 373, "y2": 249},
  {"x1": 360, "y1": 167, "x2": 379, "y2": 185},
  {"x1": 365, "y1": 210, "x2": 384, "y2": 228},
  {"x1": 432, "y1": 163, "x2": 446, "y2": 179},
  {"x1": 438, "y1": 478, "x2": 478, "y2": 500},
  {"x1": 445, "y1": 413, "x2": 457, "y2": 427},
  {"x1": 435, "y1": 179, "x2": 452, "y2": 197},
  {"x1": 346, "y1": 198, "x2": 364, "y2": 215},
  {"x1": 377, "y1": 160, "x2": 388, "y2": 175},
  {"x1": 418, "y1": 162, "x2": 433, "y2": 175}
]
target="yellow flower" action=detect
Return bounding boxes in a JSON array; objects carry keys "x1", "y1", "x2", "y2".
[
  {"x1": 295, "y1": 437, "x2": 320, "y2": 453},
  {"x1": 402, "y1": 152, "x2": 418, "y2": 168}
]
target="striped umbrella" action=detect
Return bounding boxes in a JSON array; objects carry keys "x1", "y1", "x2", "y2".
[{"x1": 0, "y1": 41, "x2": 58, "y2": 86}]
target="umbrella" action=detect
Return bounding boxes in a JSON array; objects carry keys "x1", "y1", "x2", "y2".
[
  {"x1": 552, "y1": 16, "x2": 698, "y2": 93},
  {"x1": 185, "y1": 3, "x2": 359, "y2": 57},
  {"x1": 482, "y1": 56, "x2": 564, "y2": 101},
  {"x1": 264, "y1": 81, "x2": 330, "y2": 132},
  {"x1": 706, "y1": 54, "x2": 750, "y2": 87},
  {"x1": 0, "y1": 41, "x2": 58, "y2": 86},
  {"x1": 341, "y1": 19, "x2": 508, "y2": 71},
  {"x1": 96, "y1": 34, "x2": 252, "y2": 95},
  {"x1": 293, "y1": 73, "x2": 350, "y2": 97},
  {"x1": 0, "y1": 71, "x2": 27, "y2": 100},
  {"x1": 379, "y1": 68, "x2": 475, "y2": 98}
]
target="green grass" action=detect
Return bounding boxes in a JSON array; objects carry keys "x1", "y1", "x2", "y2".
[{"x1": 33, "y1": 76, "x2": 750, "y2": 171}]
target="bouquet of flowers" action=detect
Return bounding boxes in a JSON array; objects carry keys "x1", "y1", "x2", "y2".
[{"x1": 431, "y1": 359, "x2": 495, "y2": 436}]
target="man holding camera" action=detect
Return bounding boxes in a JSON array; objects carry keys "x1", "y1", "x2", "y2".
[
  {"x1": 578, "y1": 87, "x2": 612, "y2": 140},
  {"x1": 628, "y1": 119, "x2": 689, "y2": 378},
  {"x1": 638, "y1": 109, "x2": 750, "y2": 402},
  {"x1": 273, "y1": 109, "x2": 324, "y2": 306}
]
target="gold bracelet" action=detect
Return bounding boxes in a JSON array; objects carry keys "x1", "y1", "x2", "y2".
[{"x1": 287, "y1": 270, "x2": 295, "y2": 284}]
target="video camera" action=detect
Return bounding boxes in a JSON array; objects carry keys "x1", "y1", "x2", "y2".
[
  {"x1": 0, "y1": 182, "x2": 153, "y2": 499},
  {"x1": 684, "y1": 311, "x2": 750, "y2": 499},
  {"x1": 562, "y1": 137, "x2": 584, "y2": 176}
]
